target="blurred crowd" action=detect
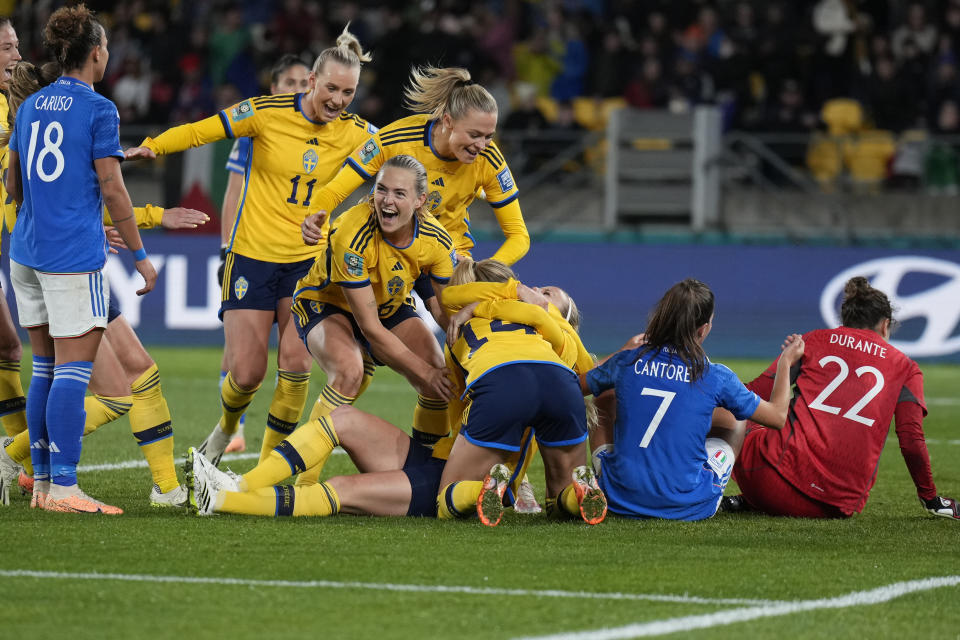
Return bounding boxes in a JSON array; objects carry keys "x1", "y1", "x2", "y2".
[
  {"x1": 6, "y1": 0, "x2": 957, "y2": 136},
  {"x1": 8, "y1": 0, "x2": 960, "y2": 190}
]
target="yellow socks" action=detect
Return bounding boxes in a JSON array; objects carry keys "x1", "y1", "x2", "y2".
[
  {"x1": 220, "y1": 371, "x2": 261, "y2": 436},
  {"x1": 298, "y1": 385, "x2": 354, "y2": 486},
  {"x1": 545, "y1": 483, "x2": 581, "y2": 519},
  {"x1": 412, "y1": 395, "x2": 449, "y2": 447},
  {"x1": 244, "y1": 416, "x2": 339, "y2": 491},
  {"x1": 260, "y1": 369, "x2": 311, "y2": 461},
  {"x1": 436, "y1": 480, "x2": 483, "y2": 519},
  {"x1": 0, "y1": 359, "x2": 26, "y2": 437},
  {"x1": 5, "y1": 429, "x2": 31, "y2": 466},
  {"x1": 217, "y1": 482, "x2": 340, "y2": 517},
  {"x1": 83, "y1": 394, "x2": 133, "y2": 436},
  {"x1": 130, "y1": 365, "x2": 179, "y2": 493}
]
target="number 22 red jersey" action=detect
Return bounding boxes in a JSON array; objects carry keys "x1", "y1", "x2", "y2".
[{"x1": 746, "y1": 327, "x2": 926, "y2": 513}]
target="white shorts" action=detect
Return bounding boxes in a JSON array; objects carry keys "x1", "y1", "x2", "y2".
[{"x1": 10, "y1": 260, "x2": 109, "y2": 338}]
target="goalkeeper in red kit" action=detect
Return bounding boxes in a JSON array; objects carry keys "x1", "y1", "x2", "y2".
[{"x1": 723, "y1": 276, "x2": 958, "y2": 519}]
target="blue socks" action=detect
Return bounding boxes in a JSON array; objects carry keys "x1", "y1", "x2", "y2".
[
  {"x1": 26, "y1": 356, "x2": 55, "y2": 482},
  {"x1": 48, "y1": 361, "x2": 93, "y2": 487}
]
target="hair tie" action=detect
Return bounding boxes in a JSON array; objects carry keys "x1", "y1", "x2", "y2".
[
  {"x1": 459, "y1": 79, "x2": 475, "y2": 88},
  {"x1": 564, "y1": 304, "x2": 573, "y2": 323}
]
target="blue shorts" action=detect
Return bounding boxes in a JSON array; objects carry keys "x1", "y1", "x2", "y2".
[
  {"x1": 291, "y1": 298, "x2": 418, "y2": 366},
  {"x1": 221, "y1": 253, "x2": 313, "y2": 318},
  {"x1": 462, "y1": 363, "x2": 587, "y2": 452},
  {"x1": 107, "y1": 295, "x2": 121, "y2": 323},
  {"x1": 401, "y1": 440, "x2": 446, "y2": 517}
]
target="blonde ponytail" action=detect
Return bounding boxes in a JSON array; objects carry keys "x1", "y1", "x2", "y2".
[
  {"x1": 403, "y1": 65, "x2": 497, "y2": 121},
  {"x1": 312, "y1": 23, "x2": 371, "y2": 74}
]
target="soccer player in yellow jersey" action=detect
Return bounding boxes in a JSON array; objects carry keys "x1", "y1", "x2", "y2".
[
  {"x1": 185, "y1": 263, "x2": 601, "y2": 524},
  {"x1": 290, "y1": 155, "x2": 455, "y2": 444},
  {"x1": 0, "y1": 20, "x2": 28, "y2": 474},
  {"x1": 302, "y1": 65, "x2": 529, "y2": 266},
  {"x1": 217, "y1": 55, "x2": 312, "y2": 455},
  {"x1": 125, "y1": 27, "x2": 377, "y2": 466}
]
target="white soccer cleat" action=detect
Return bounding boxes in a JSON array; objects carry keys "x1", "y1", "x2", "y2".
[
  {"x1": 149, "y1": 484, "x2": 189, "y2": 508},
  {"x1": 513, "y1": 478, "x2": 542, "y2": 514},
  {"x1": 197, "y1": 422, "x2": 232, "y2": 467},
  {"x1": 0, "y1": 437, "x2": 21, "y2": 506},
  {"x1": 185, "y1": 448, "x2": 223, "y2": 516}
]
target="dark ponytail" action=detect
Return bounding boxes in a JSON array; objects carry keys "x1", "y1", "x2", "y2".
[
  {"x1": 840, "y1": 277, "x2": 894, "y2": 330},
  {"x1": 636, "y1": 278, "x2": 714, "y2": 382}
]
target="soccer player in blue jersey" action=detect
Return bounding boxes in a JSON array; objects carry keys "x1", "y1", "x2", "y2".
[
  {"x1": 5, "y1": 4, "x2": 156, "y2": 514},
  {"x1": 217, "y1": 54, "x2": 311, "y2": 454},
  {"x1": 582, "y1": 279, "x2": 804, "y2": 521}
]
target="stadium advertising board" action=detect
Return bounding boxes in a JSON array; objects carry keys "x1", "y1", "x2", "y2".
[{"x1": 2, "y1": 237, "x2": 958, "y2": 361}]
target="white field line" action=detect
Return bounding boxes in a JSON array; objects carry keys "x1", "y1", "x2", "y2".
[
  {"x1": 514, "y1": 575, "x2": 960, "y2": 640},
  {"x1": 927, "y1": 397, "x2": 960, "y2": 406},
  {"x1": 77, "y1": 450, "x2": 345, "y2": 473},
  {"x1": 0, "y1": 569, "x2": 780, "y2": 607}
]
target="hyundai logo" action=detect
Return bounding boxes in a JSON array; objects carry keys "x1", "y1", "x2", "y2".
[{"x1": 820, "y1": 256, "x2": 960, "y2": 357}]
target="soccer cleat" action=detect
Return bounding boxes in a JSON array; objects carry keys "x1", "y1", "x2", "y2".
[
  {"x1": 571, "y1": 465, "x2": 607, "y2": 525},
  {"x1": 0, "y1": 436, "x2": 20, "y2": 506},
  {"x1": 923, "y1": 495, "x2": 960, "y2": 519},
  {"x1": 149, "y1": 484, "x2": 189, "y2": 508},
  {"x1": 477, "y1": 463, "x2": 511, "y2": 527},
  {"x1": 719, "y1": 494, "x2": 753, "y2": 513},
  {"x1": 185, "y1": 447, "x2": 221, "y2": 516},
  {"x1": 18, "y1": 471, "x2": 34, "y2": 495},
  {"x1": 513, "y1": 478, "x2": 542, "y2": 514},
  {"x1": 44, "y1": 487, "x2": 123, "y2": 515},
  {"x1": 197, "y1": 422, "x2": 232, "y2": 467}
]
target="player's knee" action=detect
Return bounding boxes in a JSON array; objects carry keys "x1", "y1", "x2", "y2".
[
  {"x1": 328, "y1": 365, "x2": 364, "y2": 397},
  {"x1": 229, "y1": 362, "x2": 268, "y2": 390},
  {"x1": 0, "y1": 336, "x2": 22, "y2": 361}
]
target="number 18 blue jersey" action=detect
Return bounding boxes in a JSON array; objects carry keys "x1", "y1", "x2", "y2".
[
  {"x1": 586, "y1": 346, "x2": 760, "y2": 520},
  {"x1": 9, "y1": 77, "x2": 122, "y2": 273}
]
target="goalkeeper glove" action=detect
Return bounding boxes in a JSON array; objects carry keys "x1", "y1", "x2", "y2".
[
  {"x1": 217, "y1": 245, "x2": 228, "y2": 283},
  {"x1": 922, "y1": 495, "x2": 959, "y2": 519}
]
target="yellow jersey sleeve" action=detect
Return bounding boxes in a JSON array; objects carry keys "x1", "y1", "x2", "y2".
[
  {"x1": 488, "y1": 198, "x2": 530, "y2": 265},
  {"x1": 103, "y1": 204, "x2": 164, "y2": 229},
  {"x1": 546, "y1": 303, "x2": 594, "y2": 374},
  {"x1": 440, "y1": 279, "x2": 519, "y2": 312},
  {"x1": 141, "y1": 113, "x2": 229, "y2": 155},
  {"x1": 0, "y1": 148, "x2": 15, "y2": 237}
]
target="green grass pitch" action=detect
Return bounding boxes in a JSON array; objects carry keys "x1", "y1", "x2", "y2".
[{"x1": 1, "y1": 347, "x2": 958, "y2": 639}]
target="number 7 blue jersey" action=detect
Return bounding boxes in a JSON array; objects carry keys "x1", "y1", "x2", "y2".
[
  {"x1": 9, "y1": 77, "x2": 122, "y2": 272},
  {"x1": 586, "y1": 346, "x2": 760, "y2": 520}
]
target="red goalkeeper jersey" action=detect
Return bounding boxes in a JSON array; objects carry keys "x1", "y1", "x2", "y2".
[{"x1": 746, "y1": 326, "x2": 935, "y2": 514}]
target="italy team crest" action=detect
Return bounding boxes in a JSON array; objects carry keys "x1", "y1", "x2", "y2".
[
  {"x1": 302, "y1": 149, "x2": 319, "y2": 173},
  {"x1": 426, "y1": 190, "x2": 442, "y2": 211},
  {"x1": 234, "y1": 276, "x2": 249, "y2": 300},
  {"x1": 387, "y1": 275, "x2": 404, "y2": 295}
]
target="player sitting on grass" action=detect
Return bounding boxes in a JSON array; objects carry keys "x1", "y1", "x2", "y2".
[
  {"x1": 722, "y1": 276, "x2": 959, "y2": 520},
  {"x1": 582, "y1": 278, "x2": 804, "y2": 521}
]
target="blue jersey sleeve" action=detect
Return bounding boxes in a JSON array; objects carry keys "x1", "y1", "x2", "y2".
[
  {"x1": 586, "y1": 349, "x2": 635, "y2": 397},
  {"x1": 714, "y1": 364, "x2": 761, "y2": 420},
  {"x1": 92, "y1": 101, "x2": 123, "y2": 161},
  {"x1": 225, "y1": 137, "x2": 250, "y2": 174}
]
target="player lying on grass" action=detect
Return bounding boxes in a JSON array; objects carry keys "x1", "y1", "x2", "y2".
[
  {"x1": 185, "y1": 262, "x2": 603, "y2": 524},
  {"x1": 0, "y1": 58, "x2": 208, "y2": 509},
  {"x1": 721, "y1": 276, "x2": 959, "y2": 520},
  {"x1": 581, "y1": 278, "x2": 804, "y2": 521}
]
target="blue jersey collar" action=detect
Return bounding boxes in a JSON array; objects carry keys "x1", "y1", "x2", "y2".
[{"x1": 296, "y1": 93, "x2": 327, "y2": 125}]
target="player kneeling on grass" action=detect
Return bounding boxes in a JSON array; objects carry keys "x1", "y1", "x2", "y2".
[
  {"x1": 722, "y1": 277, "x2": 959, "y2": 520},
  {"x1": 582, "y1": 278, "x2": 804, "y2": 521}
]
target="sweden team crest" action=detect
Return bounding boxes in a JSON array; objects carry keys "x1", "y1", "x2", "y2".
[
  {"x1": 426, "y1": 190, "x2": 442, "y2": 211},
  {"x1": 309, "y1": 301, "x2": 323, "y2": 314},
  {"x1": 387, "y1": 275, "x2": 404, "y2": 295},
  {"x1": 234, "y1": 276, "x2": 249, "y2": 300},
  {"x1": 302, "y1": 149, "x2": 319, "y2": 173}
]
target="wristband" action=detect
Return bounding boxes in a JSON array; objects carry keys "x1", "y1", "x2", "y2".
[{"x1": 133, "y1": 247, "x2": 147, "y2": 261}]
